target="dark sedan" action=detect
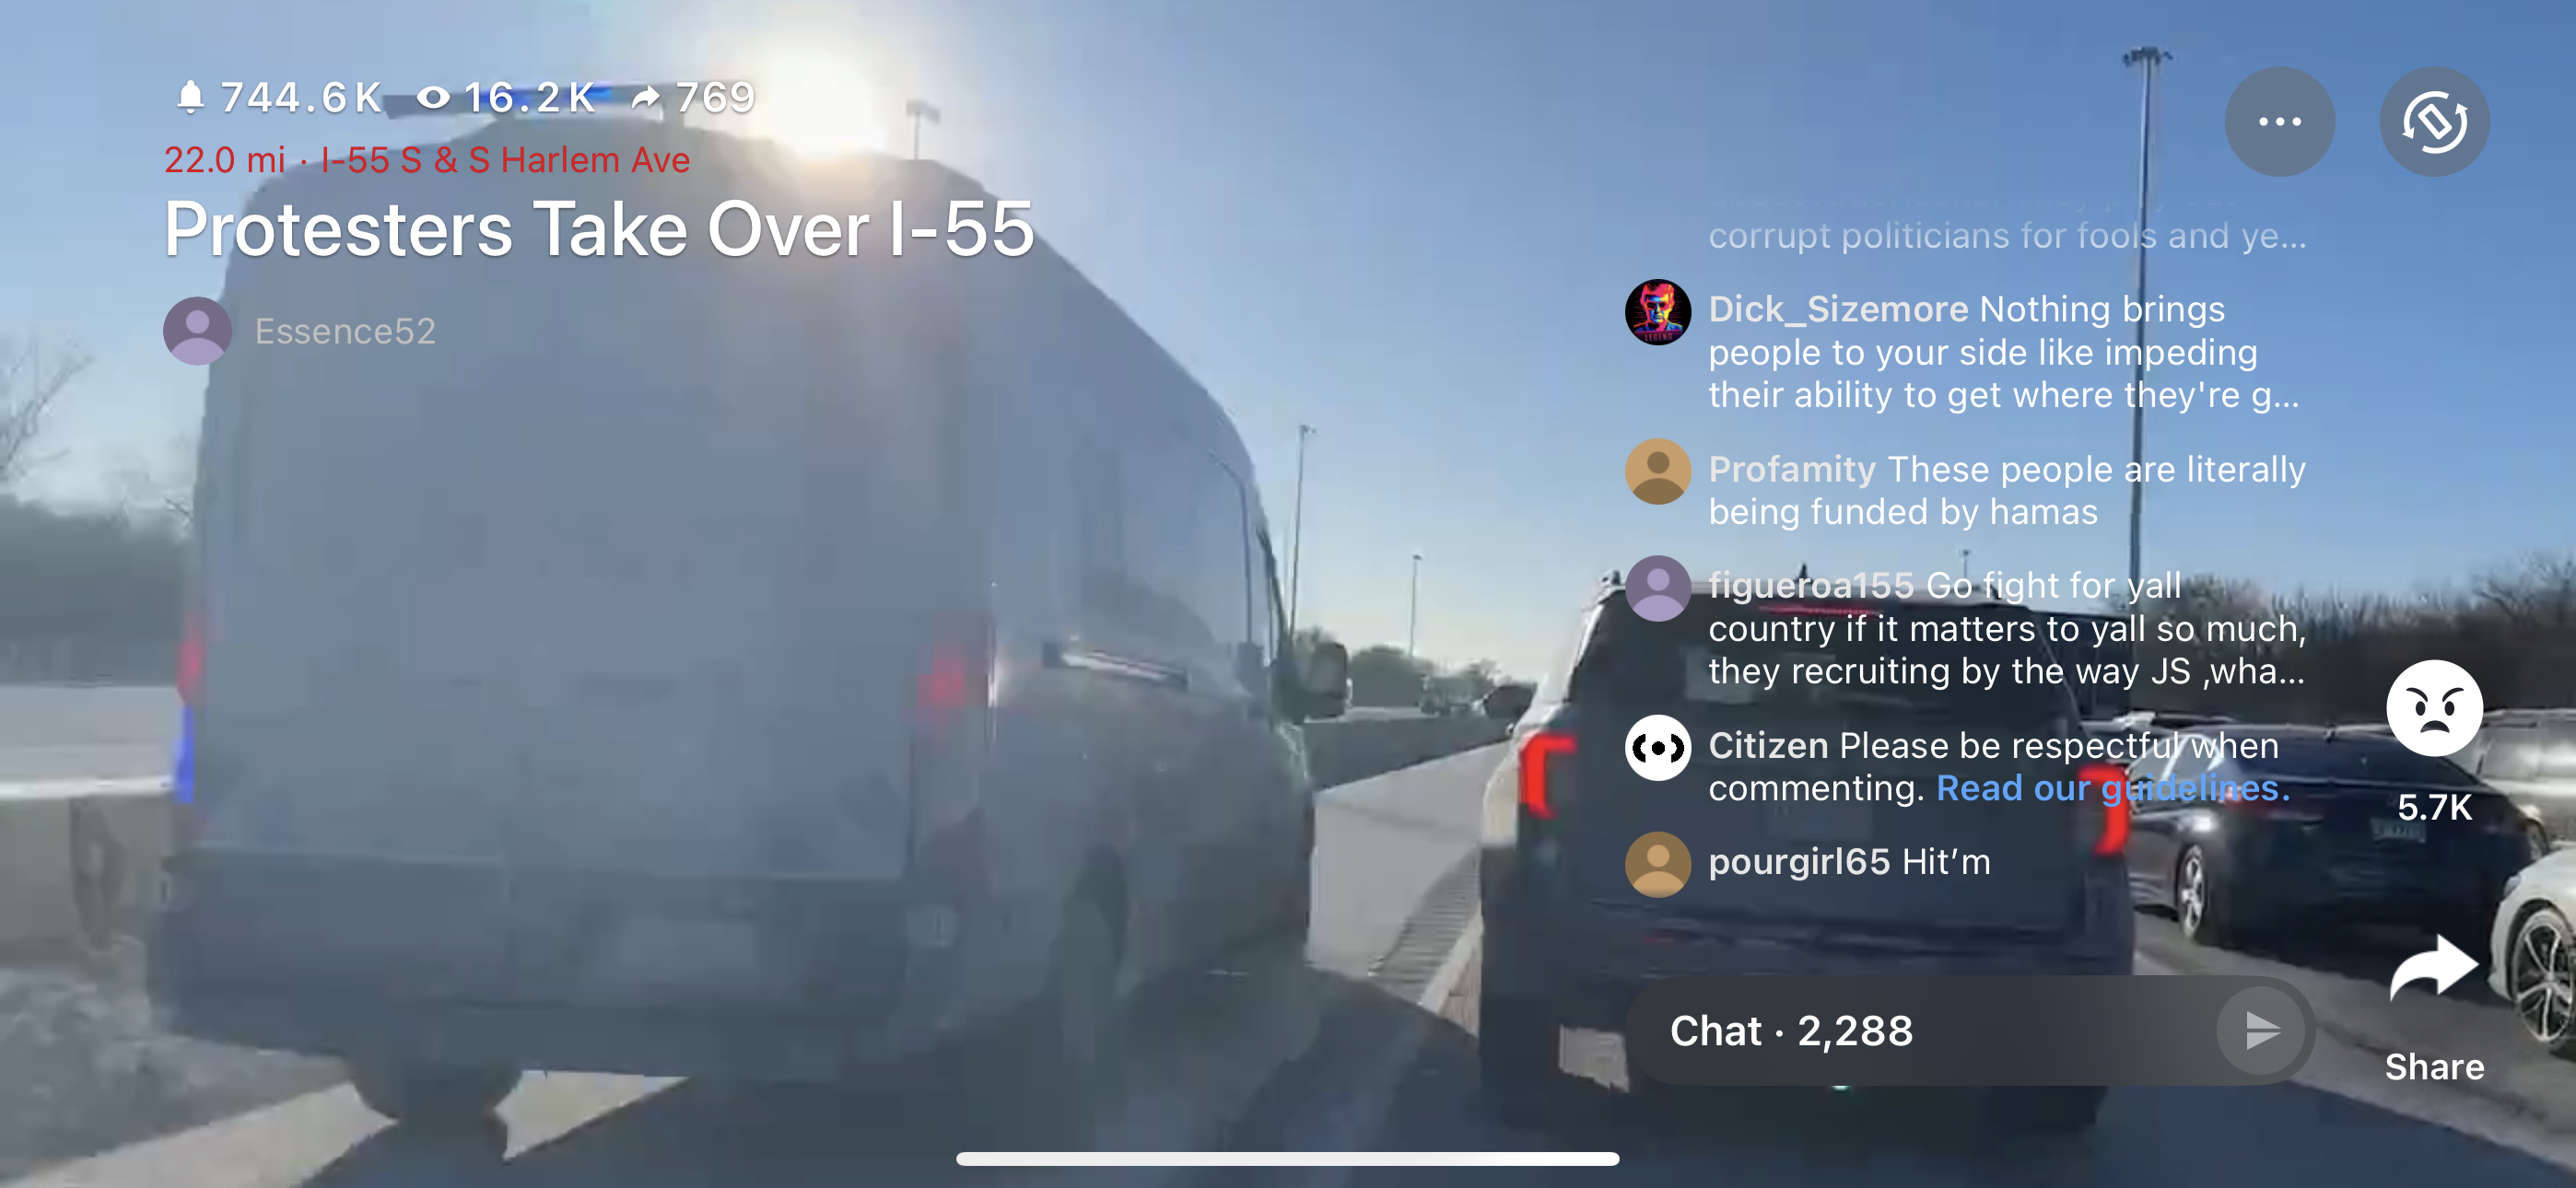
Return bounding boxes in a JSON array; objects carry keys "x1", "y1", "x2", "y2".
[{"x1": 2125, "y1": 725, "x2": 2532, "y2": 948}]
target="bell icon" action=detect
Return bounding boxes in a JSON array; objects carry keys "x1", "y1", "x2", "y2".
[{"x1": 179, "y1": 81, "x2": 204, "y2": 113}]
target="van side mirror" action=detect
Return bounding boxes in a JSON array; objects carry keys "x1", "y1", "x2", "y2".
[{"x1": 1302, "y1": 641, "x2": 1350, "y2": 720}]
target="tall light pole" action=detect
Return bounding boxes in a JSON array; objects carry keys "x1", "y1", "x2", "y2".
[
  {"x1": 1406, "y1": 549, "x2": 1423, "y2": 663},
  {"x1": 905, "y1": 99, "x2": 942, "y2": 160},
  {"x1": 2123, "y1": 47, "x2": 2172, "y2": 595},
  {"x1": 1285, "y1": 425, "x2": 1316, "y2": 646}
]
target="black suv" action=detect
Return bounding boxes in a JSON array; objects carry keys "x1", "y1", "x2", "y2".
[{"x1": 1477, "y1": 582, "x2": 2135, "y2": 1132}]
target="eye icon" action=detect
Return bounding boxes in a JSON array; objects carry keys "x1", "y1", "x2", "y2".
[{"x1": 1624, "y1": 715, "x2": 1692, "y2": 781}]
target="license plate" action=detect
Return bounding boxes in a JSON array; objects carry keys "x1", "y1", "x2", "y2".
[
  {"x1": 2371, "y1": 818, "x2": 2427, "y2": 844},
  {"x1": 1766, "y1": 801, "x2": 1872, "y2": 842}
]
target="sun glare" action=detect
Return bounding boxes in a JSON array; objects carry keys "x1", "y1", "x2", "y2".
[{"x1": 737, "y1": 48, "x2": 893, "y2": 159}]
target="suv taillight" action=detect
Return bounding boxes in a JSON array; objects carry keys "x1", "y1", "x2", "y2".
[
  {"x1": 2078, "y1": 761, "x2": 2128, "y2": 856},
  {"x1": 1518, "y1": 731, "x2": 1575, "y2": 820}
]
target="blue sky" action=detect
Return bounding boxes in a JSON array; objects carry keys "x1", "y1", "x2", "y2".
[{"x1": 4, "y1": 0, "x2": 2566, "y2": 676}]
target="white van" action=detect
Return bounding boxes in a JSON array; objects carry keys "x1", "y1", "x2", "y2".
[{"x1": 152, "y1": 117, "x2": 1349, "y2": 1136}]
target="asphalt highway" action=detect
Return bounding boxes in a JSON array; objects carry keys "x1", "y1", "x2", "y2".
[{"x1": 3, "y1": 713, "x2": 2571, "y2": 1186}]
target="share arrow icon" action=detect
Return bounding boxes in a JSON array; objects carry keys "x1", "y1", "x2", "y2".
[
  {"x1": 2245, "y1": 1011, "x2": 2281, "y2": 1050},
  {"x1": 2389, "y1": 934, "x2": 2480, "y2": 999}
]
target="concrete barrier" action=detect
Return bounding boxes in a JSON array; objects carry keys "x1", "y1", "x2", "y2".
[
  {"x1": 1304, "y1": 713, "x2": 1511, "y2": 790},
  {"x1": 0, "y1": 778, "x2": 170, "y2": 963}
]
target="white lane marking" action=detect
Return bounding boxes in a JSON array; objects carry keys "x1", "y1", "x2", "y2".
[
  {"x1": 0, "y1": 778, "x2": 168, "y2": 802},
  {"x1": 1417, "y1": 916, "x2": 1482, "y2": 1015},
  {"x1": 1, "y1": 1074, "x2": 674, "y2": 1188},
  {"x1": 1287, "y1": 913, "x2": 1491, "y2": 1188}
]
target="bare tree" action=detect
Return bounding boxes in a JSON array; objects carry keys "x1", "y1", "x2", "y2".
[
  {"x1": 107, "y1": 432, "x2": 197, "y2": 529},
  {"x1": 0, "y1": 335, "x2": 93, "y2": 490}
]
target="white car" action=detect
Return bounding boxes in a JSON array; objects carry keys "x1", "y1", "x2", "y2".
[{"x1": 2491, "y1": 848, "x2": 2576, "y2": 1055}]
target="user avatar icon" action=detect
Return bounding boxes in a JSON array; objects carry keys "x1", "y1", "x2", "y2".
[
  {"x1": 1625, "y1": 555, "x2": 1692, "y2": 623},
  {"x1": 2385, "y1": 659, "x2": 2483, "y2": 758},
  {"x1": 164, "y1": 297, "x2": 231, "y2": 366},
  {"x1": 1625, "y1": 438, "x2": 1691, "y2": 506},
  {"x1": 1625, "y1": 713, "x2": 1692, "y2": 781},
  {"x1": 1625, "y1": 279, "x2": 1692, "y2": 345},
  {"x1": 1625, "y1": 832, "x2": 1691, "y2": 899}
]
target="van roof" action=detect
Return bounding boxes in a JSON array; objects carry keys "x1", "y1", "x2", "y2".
[{"x1": 219, "y1": 117, "x2": 1260, "y2": 513}]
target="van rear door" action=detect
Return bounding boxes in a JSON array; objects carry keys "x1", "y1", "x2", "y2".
[{"x1": 164, "y1": 134, "x2": 984, "y2": 1015}]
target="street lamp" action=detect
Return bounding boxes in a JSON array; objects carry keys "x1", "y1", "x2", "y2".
[
  {"x1": 2122, "y1": 47, "x2": 2172, "y2": 595},
  {"x1": 1406, "y1": 549, "x2": 1423, "y2": 663},
  {"x1": 1286, "y1": 425, "x2": 1316, "y2": 646},
  {"x1": 905, "y1": 99, "x2": 942, "y2": 160}
]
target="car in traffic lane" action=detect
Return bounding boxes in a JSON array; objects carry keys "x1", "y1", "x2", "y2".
[
  {"x1": 2490, "y1": 847, "x2": 2576, "y2": 1056},
  {"x1": 2448, "y1": 709, "x2": 2576, "y2": 857},
  {"x1": 1478, "y1": 582, "x2": 2133, "y2": 1136},
  {"x1": 2126, "y1": 726, "x2": 2531, "y2": 949}
]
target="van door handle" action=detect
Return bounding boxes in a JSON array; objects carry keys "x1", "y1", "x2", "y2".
[{"x1": 1043, "y1": 642, "x2": 1189, "y2": 691}]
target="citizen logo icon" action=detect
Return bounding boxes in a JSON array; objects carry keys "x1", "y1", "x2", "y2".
[{"x1": 1626, "y1": 714, "x2": 1692, "y2": 781}]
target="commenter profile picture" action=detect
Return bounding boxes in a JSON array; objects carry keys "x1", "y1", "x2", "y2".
[
  {"x1": 1626, "y1": 438, "x2": 1691, "y2": 505},
  {"x1": 1626, "y1": 832, "x2": 1691, "y2": 898},
  {"x1": 1625, "y1": 555, "x2": 1692, "y2": 623},
  {"x1": 1625, "y1": 279, "x2": 1692, "y2": 344}
]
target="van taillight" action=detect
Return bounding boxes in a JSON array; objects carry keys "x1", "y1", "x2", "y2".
[
  {"x1": 917, "y1": 650, "x2": 972, "y2": 713},
  {"x1": 1519, "y1": 731, "x2": 1575, "y2": 820},
  {"x1": 909, "y1": 612, "x2": 995, "y2": 896},
  {"x1": 913, "y1": 612, "x2": 992, "y2": 726},
  {"x1": 174, "y1": 611, "x2": 203, "y2": 808},
  {"x1": 2078, "y1": 761, "x2": 2128, "y2": 855}
]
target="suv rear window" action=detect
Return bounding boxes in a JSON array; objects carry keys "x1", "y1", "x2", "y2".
[{"x1": 1570, "y1": 597, "x2": 2073, "y2": 726}]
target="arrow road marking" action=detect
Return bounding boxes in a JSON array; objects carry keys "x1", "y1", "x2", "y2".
[{"x1": 2389, "y1": 934, "x2": 2480, "y2": 999}]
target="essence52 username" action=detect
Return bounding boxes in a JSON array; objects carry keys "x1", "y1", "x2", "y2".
[{"x1": 254, "y1": 317, "x2": 436, "y2": 347}]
